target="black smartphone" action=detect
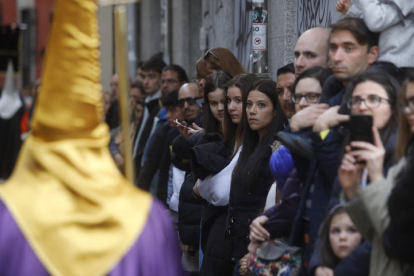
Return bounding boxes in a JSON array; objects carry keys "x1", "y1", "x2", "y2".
[
  {"x1": 349, "y1": 114, "x2": 374, "y2": 147},
  {"x1": 175, "y1": 119, "x2": 195, "y2": 131}
]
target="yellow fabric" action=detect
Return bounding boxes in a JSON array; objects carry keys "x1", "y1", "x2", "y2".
[
  {"x1": 320, "y1": 129, "x2": 330, "y2": 140},
  {"x1": 0, "y1": 0, "x2": 152, "y2": 276}
]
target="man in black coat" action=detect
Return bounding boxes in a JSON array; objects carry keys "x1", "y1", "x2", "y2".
[
  {"x1": 133, "y1": 57, "x2": 166, "y2": 180},
  {"x1": 137, "y1": 64, "x2": 189, "y2": 192},
  {"x1": 137, "y1": 90, "x2": 184, "y2": 192}
]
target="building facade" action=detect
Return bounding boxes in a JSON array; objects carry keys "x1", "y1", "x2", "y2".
[{"x1": 0, "y1": 0, "x2": 341, "y2": 90}]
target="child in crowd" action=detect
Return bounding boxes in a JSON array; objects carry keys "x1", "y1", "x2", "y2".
[{"x1": 316, "y1": 205, "x2": 362, "y2": 275}]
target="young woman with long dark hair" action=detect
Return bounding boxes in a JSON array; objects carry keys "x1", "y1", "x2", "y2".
[
  {"x1": 226, "y1": 80, "x2": 286, "y2": 272},
  {"x1": 175, "y1": 71, "x2": 232, "y2": 273},
  {"x1": 195, "y1": 74, "x2": 258, "y2": 276}
]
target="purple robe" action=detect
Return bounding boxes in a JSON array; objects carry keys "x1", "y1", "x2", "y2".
[{"x1": 0, "y1": 199, "x2": 186, "y2": 276}]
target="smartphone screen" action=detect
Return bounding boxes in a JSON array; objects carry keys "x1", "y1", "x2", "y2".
[
  {"x1": 349, "y1": 114, "x2": 374, "y2": 147},
  {"x1": 175, "y1": 119, "x2": 195, "y2": 130}
]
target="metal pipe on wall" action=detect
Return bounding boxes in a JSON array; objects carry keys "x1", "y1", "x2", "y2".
[{"x1": 251, "y1": 0, "x2": 270, "y2": 78}]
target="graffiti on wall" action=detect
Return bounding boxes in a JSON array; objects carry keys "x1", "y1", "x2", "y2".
[
  {"x1": 297, "y1": 0, "x2": 341, "y2": 36},
  {"x1": 234, "y1": 0, "x2": 253, "y2": 71}
]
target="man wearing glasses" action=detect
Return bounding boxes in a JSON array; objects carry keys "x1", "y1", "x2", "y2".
[
  {"x1": 137, "y1": 65, "x2": 189, "y2": 190},
  {"x1": 177, "y1": 83, "x2": 202, "y2": 125},
  {"x1": 289, "y1": 18, "x2": 381, "y2": 276}
]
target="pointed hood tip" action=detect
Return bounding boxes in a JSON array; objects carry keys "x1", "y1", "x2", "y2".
[
  {"x1": 2, "y1": 60, "x2": 16, "y2": 96},
  {"x1": 0, "y1": 60, "x2": 21, "y2": 120},
  {"x1": 30, "y1": 0, "x2": 106, "y2": 140}
]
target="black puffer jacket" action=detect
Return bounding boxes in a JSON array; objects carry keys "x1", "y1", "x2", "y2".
[
  {"x1": 226, "y1": 146, "x2": 274, "y2": 262},
  {"x1": 190, "y1": 132, "x2": 231, "y2": 180},
  {"x1": 172, "y1": 120, "x2": 205, "y2": 248},
  {"x1": 156, "y1": 128, "x2": 180, "y2": 205},
  {"x1": 178, "y1": 172, "x2": 207, "y2": 246},
  {"x1": 171, "y1": 130, "x2": 204, "y2": 172}
]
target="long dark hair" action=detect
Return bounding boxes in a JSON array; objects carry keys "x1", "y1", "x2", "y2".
[
  {"x1": 235, "y1": 80, "x2": 286, "y2": 189},
  {"x1": 319, "y1": 205, "x2": 362, "y2": 268},
  {"x1": 222, "y1": 74, "x2": 259, "y2": 155},
  {"x1": 319, "y1": 205, "x2": 347, "y2": 268},
  {"x1": 396, "y1": 69, "x2": 414, "y2": 159},
  {"x1": 203, "y1": 71, "x2": 233, "y2": 134}
]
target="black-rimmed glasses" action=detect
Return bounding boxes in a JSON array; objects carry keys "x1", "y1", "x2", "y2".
[
  {"x1": 292, "y1": 92, "x2": 321, "y2": 104},
  {"x1": 204, "y1": 49, "x2": 219, "y2": 60},
  {"x1": 347, "y1": 95, "x2": 391, "y2": 110}
]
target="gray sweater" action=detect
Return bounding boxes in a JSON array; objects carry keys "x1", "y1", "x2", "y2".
[
  {"x1": 346, "y1": 0, "x2": 414, "y2": 68},
  {"x1": 342, "y1": 158, "x2": 410, "y2": 276}
]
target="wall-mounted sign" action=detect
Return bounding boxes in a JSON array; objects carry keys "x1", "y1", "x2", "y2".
[{"x1": 252, "y1": 23, "x2": 266, "y2": 51}]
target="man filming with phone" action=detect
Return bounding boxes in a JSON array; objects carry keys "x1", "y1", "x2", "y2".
[{"x1": 175, "y1": 83, "x2": 203, "y2": 138}]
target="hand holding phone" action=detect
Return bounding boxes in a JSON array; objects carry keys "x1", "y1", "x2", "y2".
[
  {"x1": 175, "y1": 119, "x2": 195, "y2": 131},
  {"x1": 349, "y1": 115, "x2": 374, "y2": 147},
  {"x1": 347, "y1": 115, "x2": 385, "y2": 182}
]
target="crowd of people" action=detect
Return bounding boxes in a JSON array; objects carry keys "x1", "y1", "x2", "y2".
[
  {"x1": 0, "y1": 0, "x2": 413, "y2": 275},
  {"x1": 100, "y1": 1, "x2": 414, "y2": 275}
]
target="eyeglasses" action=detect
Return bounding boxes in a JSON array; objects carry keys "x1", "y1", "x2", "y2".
[
  {"x1": 400, "y1": 96, "x2": 414, "y2": 114},
  {"x1": 204, "y1": 49, "x2": 219, "y2": 60},
  {"x1": 292, "y1": 92, "x2": 320, "y2": 104},
  {"x1": 177, "y1": 97, "x2": 201, "y2": 107},
  {"x1": 160, "y1": 79, "x2": 179, "y2": 85},
  {"x1": 347, "y1": 95, "x2": 391, "y2": 110}
]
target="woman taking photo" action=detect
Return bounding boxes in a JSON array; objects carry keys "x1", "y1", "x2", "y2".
[{"x1": 338, "y1": 70, "x2": 411, "y2": 276}]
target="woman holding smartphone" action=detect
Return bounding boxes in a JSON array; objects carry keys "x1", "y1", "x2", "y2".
[
  {"x1": 337, "y1": 70, "x2": 410, "y2": 276},
  {"x1": 310, "y1": 70, "x2": 400, "y2": 276}
]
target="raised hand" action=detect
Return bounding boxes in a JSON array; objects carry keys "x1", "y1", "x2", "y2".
[
  {"x1": 313, "y1": 106, "x2": 350, "y2": 132},
  {"x1": 336, "y1": 0, "x2": 353, "y2": 15},
  {"x1": 290, "y1": 104, "x2": 329, "y2": 132},
  {"x1": 187, "y1": 122, "x2": 204, "y2": 136},
  {"x1": 349, "y1": 126, "x2": 385, "y2": 183},
  {"x1": 338, "y1": 147, "x2": 363, "y2": 200}
]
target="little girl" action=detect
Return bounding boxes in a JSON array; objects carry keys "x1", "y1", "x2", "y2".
[{"x1": 316, "y1": 205, "x2": 362, "y2": 275}]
